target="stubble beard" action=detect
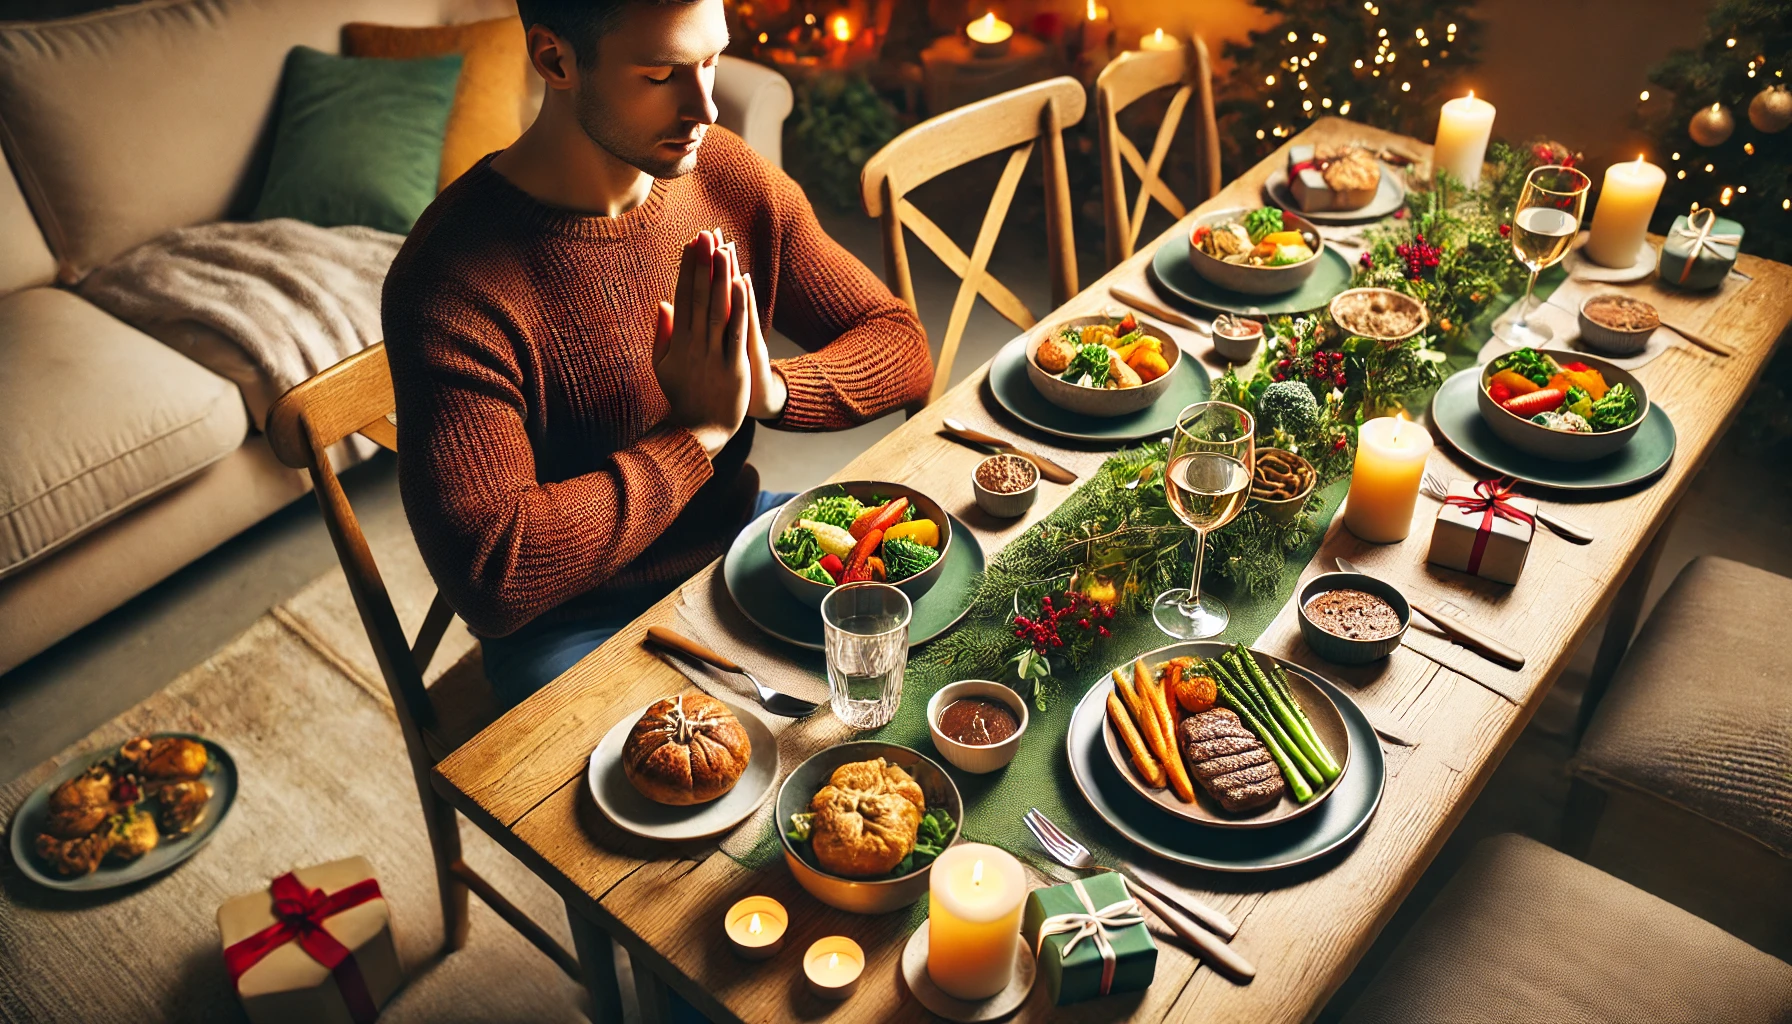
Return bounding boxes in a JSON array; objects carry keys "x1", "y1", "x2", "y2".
[{"x1": 575, "y1": 86, "x2": 702, "y2": 180}]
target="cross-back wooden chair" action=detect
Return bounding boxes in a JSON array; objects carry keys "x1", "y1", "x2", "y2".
[
  {"x1": 861, "y1": 76, "x2": 1086, "y2": 405},
  {"x1": 1096, "y1": 37, "x2": 1222, "y2": 268},
  {"x1": 264, "y1": 343, "x2": 585, "y2": 985}
]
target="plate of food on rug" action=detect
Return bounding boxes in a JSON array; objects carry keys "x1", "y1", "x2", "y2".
[
  {"x1": 1262, "y1": 141, "x2": 1408, "y2": 223},
  {"x1": 1023, "y1": 310, "x2": 1180, "y2": 417},
  {"x1": 10, "y1": 732, "x2": 237, "y2": 891},
  {"x1": 586, "y1": 691, "x2": 777, "y2": 842}
]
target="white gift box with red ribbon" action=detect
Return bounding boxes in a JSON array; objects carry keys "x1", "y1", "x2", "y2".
[{"x1": 1426, "y1": 478, "x2": 1537, "y2": 585}]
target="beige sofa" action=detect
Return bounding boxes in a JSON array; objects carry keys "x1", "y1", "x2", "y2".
[{"x1": 0, "y1": 0, "x2": 793, "y2": 675}]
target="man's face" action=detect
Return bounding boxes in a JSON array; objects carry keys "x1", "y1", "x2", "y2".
[{"x1": 572, "y1": 1, "x2": 727, "y2": 179}]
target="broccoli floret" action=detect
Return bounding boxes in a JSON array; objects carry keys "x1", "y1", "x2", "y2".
[
  {"x1": 1257, "y1": 379, "x2": 1321, "y2": 436},
  {"x1": 793, "y1": 562, "x2": 836, "y2": 585},
  {"x1": 882, "y1": 537, "x2": 940, "y2": 581}
]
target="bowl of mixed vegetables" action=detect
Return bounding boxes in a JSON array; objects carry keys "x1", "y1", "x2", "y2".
[
  {"x1": 1025, "y1": 311, "x2": 1181, "y2": 417},
  {"x1": 1187, "y1": 206, "x2": 1323, "y2": 295},
  {"x1": 1477, "y1": 347, "x2": 1649, "y2": 461},
  {"x1": 768, "y1": 482, "x2": 953, "y2": 608}
]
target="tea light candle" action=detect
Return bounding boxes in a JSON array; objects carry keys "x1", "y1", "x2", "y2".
[
  {"x1": 1433, "y1": 92, "x2": 1496, "y2": 188},
  {"x1": 803, "y1": 936, "x2": 864, "y2": 1000},
  {"x1": 1344, "y1": 415, "x2": 1434, "y2": 543},
  {"x1": 1139, "y1": 27, "x2": 1181, "y2": 51},
  {"x1": 966, "y1": 12, "x2": 1014, "y2": 58},
  {"x1": 1585, "y1": 155, "x2": 1666, "y2": 268},
  {"x1": 926, "y1": 843, "x2": 1025, "y2": 1000},
  {"x1": 723, "y1": 896, "x2": 787, "y2": 960}
]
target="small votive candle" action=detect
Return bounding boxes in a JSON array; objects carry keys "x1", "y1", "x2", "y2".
[
  {"x1": 966, "y1": 12, "x2": 1014, "y2": 58},
  {"x1": 1139, "y1": 27, "x2": 1181, "y2": 51},
  {"x1": 723, "y1": 896, "x2": 787, "y2": 960},
  {"x1": 1344, "y1": 415, "x2": 1434, "y2": 544},
  {"x1": 803, "y1": 936, "x2": 864, "y2": 1000}
]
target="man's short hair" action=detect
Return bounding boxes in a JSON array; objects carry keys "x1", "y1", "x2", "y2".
[{"x1": 516, "y1": 0, "x2": 701, "y2": 66}]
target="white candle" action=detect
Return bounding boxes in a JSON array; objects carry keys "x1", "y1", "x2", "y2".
[
  {"x1": 1344, "y1": 416, "x2": 1434, "y2": 543},
  {"x1": 926, "y1": 843, "x2": 1025, "y2": 1000},
  {"x1": 1585, "y1": 155, "x2": 1666, "y2": 268},
  {"x1": 803, "y1": 936, "x2": 864, "y2": 1000},
  {"x1": 722, "y1": 896, "x2": 787, "y2": 960},
  {"x1": 1433, "y1": 92, "x2": 1496, "y2": 188},
  {"x1": 1081, "y1": 0, "x2": 1112, "y2": 60},
  {"x1": 1139, "y1": 28, "x2": 1181, "y2": 51},
  {"x1": 966, "y1": 11, "x2": 1014, "y2": 57}
]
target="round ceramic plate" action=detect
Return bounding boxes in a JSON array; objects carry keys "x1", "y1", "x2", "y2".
[
  {"x1": 9, "y1": 733, "x2": 238, "y2": 891},
  {"x1": 988, "y1": 336, "x2": 1212, "y2": 444},
  {"x1": 1150, "y1": 235, "x2": 1354, "y2": 317},
  {"x1": 586, "y1": 696, "x2": 777, "y2": 842},
  {"x1": 1430, "y1": 368, "x2": 1677, "y2": 491},
  {"x1": 1263, "y1": 164, "x2": 1407, "y2": 223},
  {"x1": 1099, "y1": 655, "x2": 1351, "y2": 829},
  {"x1": 722, "y1": 510, "x2": 983, "y2": 651},
  {"x1": 1067, "y1": 643, "x2": 1384, "y2": 873},
  {"x1": 901, "y1": 925, "x2": 1036, "y2": 1022}
]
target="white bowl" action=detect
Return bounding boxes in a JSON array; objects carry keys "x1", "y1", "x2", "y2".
[
  {"x1": 926, "y1": 680, "x2": 1028, "y2": 775},
  {"x1": 1577, "y1": 293, "x2": 1657, "y2": 356},
  {"x1": 971, "y1": 455, "x2": 1038, "y2": 519},
  {"x1": 1210, "y1": 317, "x2": 1264, "y2": 363},
  {"x1": 1024, "y1": 315, "x2": 1181, "y2": 418}
]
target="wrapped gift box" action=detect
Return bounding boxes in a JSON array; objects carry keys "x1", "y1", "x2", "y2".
[
  {"x1": 1021, "y1": 873, "x2": 1156, "y2": 1005},
  {"x1": 1286, "y1": 144, "x2": 1379, "y2": 213},
  {"x1": 219, "y1": 856, "x2": 402, "y2": 1024},
  {"x1": 1658, "y1": 210, "x2": 1743, "y2": 291},
  {"x1": 1426, "y1": 479, "x2": 1537, "y2": 585}
]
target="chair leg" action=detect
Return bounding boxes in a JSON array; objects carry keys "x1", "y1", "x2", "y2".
[
  {"x1": 422, "y1": 785, "x2": 472, "y2": 953},
  {"x1": 1575, "y1": 505, "x2": 1678, "y2": 742},
  {"x1": 566, "y1": 900, "x2": 626, "y2": 1024}
]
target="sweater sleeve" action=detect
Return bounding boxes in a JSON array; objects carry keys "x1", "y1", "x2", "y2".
[
  {"x1": 761, "y1": 172, "x2": 933, "y2": 430},
  {"x1": 385, "y1": 284, "x2": 712, "y2": 637}
]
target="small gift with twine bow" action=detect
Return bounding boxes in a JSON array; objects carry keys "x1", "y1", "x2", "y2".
[
  {"x1": 1658, "y1": 207, "x2": 1744, "y2": 291},
  {"x1": 217, "y1": 857, "x2": 403, "y2": 1024},
  {"x1": 1021, "y1": 873, "x2": 1157, "y2": 1005},
  {"x1": 1426, "y1": 477, "x2": 1538, "y2": 585}
]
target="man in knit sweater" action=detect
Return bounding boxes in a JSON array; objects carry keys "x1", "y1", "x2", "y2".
[{"x1": 382, "y1": 0, "x2": 932, "y2": 705}]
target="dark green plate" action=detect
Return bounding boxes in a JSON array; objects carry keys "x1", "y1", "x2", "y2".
[
  {"x1": 722, "y1": 510, "x2": 984, "y2": 651},
  {"x1": 988, "y1": 337, "x2": 1212, "y2": 444},
  {"x1": 1067, "y1": 643, "x2": 1383, "y2": 872},
  {"x1": 1430, "y1": 368, "x2": 1676, "y2": 491},
  {"x1": 1150, "y1": 233, "x2": 1354, "y2": 316}
]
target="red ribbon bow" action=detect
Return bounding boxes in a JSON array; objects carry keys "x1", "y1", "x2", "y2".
[
  {"x1": 1443, "y1": 477, "x2": 1534, "y2": 576},
  {"x1": 224, "y1": 873, "x2": 384, "y2": 1023}
]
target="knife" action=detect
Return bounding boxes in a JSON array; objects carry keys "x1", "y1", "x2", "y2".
[
  {"x1": 1108, "y1": 284, "x2": 1212, "y2": 335},
  {"x1": 940, "y1": 419, "x2": 1078, "y2": 484},
  {"x1": 1335, "y1": 557, "x2": 1526, "y2": 669}
]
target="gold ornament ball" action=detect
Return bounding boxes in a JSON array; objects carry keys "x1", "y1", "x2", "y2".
[
  {"x1": 1689, "y1": 103, "x2": 1735, "y2": 147},
  {"x1": 1749, "y1": 86, "x2": 1792, "y2": 134}
]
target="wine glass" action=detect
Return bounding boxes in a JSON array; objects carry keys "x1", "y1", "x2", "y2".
[
  {"x1": 1492, "y1": 165, "x2": 1592, "y2": 346},
  {"x1": 1152, "y1": 402, "x2": 1255, "y2": 640}
]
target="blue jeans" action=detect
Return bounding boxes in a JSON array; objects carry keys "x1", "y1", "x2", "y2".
[{"x1": 480, "y1": 491, "x2": 795, "y2": 709}]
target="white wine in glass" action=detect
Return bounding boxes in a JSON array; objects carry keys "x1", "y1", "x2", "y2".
[
  {"x1": 1494, "y1": 165, "x2": 1590, "y2": 347},
  {"x1": 1166, "y1": 453, "x2": 1251, "y2": 531},
  {"x1": 1152, "y1": 402, "x2": 1255, "y2": 640}
]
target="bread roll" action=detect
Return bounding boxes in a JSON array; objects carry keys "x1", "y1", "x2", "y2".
[{"x1": 622, "y1": 694, "x2": 751, "y2": 806}]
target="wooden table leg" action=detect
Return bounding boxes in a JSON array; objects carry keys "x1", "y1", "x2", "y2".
[
  {"x1": 565, "y1": 900, "x2": 625, "y2": 1024},
  {"x1": 631, "y1": 954, "x2": 671, "y2": 1024},
  {"x1": 1575, "y1": 502, "x2": 1680, "y2": 741}
]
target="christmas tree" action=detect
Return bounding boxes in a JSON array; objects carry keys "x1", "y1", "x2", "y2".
[
  {"x1": 1642, "y1": 0, "x2": 1791, "y2": 261},
  {"x1": 1217, "y1": 0, "x2": 1482, "y2": 170}
]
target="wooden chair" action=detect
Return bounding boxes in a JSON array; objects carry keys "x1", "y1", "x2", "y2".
[
  {"x1": 861, "y1": 76, "x2": 1086, "y2": 405},
  {"x1": 1096, "y1": 38, "x2": 1221, "y2": 268},
  {"x1": 264, "y1": 344, "x2": 591, "y2": 996}
]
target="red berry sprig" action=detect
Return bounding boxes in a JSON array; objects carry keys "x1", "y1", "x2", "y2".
[
  {"x1": 1013, "y1": 590, "x2": 1114, "y2": 653},
  {"x1": 1393, "y1": 233, "x2": 1443, "y2": 282}
]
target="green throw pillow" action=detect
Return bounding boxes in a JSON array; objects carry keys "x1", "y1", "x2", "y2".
[{"x1": 252, "y1": 46, "x2": 462, "y2": 234}]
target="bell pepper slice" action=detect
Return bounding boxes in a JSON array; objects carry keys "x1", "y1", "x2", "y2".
[{"x1": 883, "y1": 519, "x2": 939, "y2": 548}]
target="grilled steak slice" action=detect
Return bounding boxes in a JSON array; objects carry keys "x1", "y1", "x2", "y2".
[{"x1": 1179, "y1": 709, "x2": 1287, "y2": 813}]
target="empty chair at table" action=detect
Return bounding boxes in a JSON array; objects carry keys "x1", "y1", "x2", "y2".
[{"x1": 1095, "y1": 37, "x2": 1222, "y2": 270}]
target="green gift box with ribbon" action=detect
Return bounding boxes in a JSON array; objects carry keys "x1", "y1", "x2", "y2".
[
  {"x1": 1021, "y1": 873, "x2": 1157, "y2": 1005},
  {"x1": 1658, "y1": 208, "x2": 1743, "y2": 291}
]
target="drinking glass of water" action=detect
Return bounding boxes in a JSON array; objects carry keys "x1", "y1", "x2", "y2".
[
  {"x1": 820, "y1": 582, "x2": 911, "y2": 730},
  {"x1": 1493, "y1": 165, "x2": 1592, "y2": 346}
]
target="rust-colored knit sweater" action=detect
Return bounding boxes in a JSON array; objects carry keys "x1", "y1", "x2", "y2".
[{"x1": 382, "y1": 129, "x2": 931, "y2": 637}]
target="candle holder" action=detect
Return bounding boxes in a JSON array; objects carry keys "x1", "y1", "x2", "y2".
[
  {"x1": 723, "y1": 896, "x2": 787, "y2": 960},
  {"x1": 803, "y1": 936, "x2": 864, "y2": 1000}
]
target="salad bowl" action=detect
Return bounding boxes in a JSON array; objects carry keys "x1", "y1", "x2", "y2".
[
  {"x1": 1024, "y1": 313, "x2": 1181, "y2": 417},
  {"x1": 767, "y1": 482, "x2": 953, "y2": 608},
  {"x1": 1187, "y1": 206, "x2": 1325, "y2": 296},
  {"x1": 1477, "y1": 349, "x2": 1649, "y2": 462}
]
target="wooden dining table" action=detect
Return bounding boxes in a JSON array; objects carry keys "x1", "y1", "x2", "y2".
[{"x1": 432, "y1": 117, "x2": 1792, "y2": 1023}]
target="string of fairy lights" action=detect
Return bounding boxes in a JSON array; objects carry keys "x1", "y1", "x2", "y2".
[{"x1": 1637, "y1": 33, "x2": 1790, "y2": 215}]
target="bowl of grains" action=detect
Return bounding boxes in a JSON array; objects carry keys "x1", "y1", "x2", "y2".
[
  {"x1": 1249, "y1": 448, "x2": 1316, "y2": 522},
  {"x1": 1577, "y1": 293, "x2": 1659, "y2": 356},
  {"x1": 1329, "y1": 287, "x2": 1429, "y2": 342},
  {"x1": 1297, "y1": 572, "x2": 1410, "y2": 664},
  {"x1": 972, "y1": 454, "x2": 1039, "y2": 519}
]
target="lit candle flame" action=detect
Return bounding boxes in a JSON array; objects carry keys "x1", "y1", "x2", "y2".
[
  {"x1": 748, "y1": 913, "x2": 762, "y2": 935},
  {"x1": 972, "y1": 858, "x2": 985, "y2": 886},
  {"x1": 1152, "y1": 28, "x2": 1165, "y2": 45},
  {"x1": 828, "y1": 952, "x2": 840, "y2": 970},
  {"x1": 1467, "y1": 90, "x2": 1475, "y2": 100},
  {"x1": 829, "y1": 14, "x2": 851, "y2": 43},
  {"x1": 1087, "y1": 0, "x2": 1097, "y2": 20},
  {"x1": 1391, "y1": 412, "x2": 1408, "y2": 442}
]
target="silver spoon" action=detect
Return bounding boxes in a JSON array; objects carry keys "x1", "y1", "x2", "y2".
[{"x1": 1421, "y1": 470, "x2": 1592, "y2": 544}]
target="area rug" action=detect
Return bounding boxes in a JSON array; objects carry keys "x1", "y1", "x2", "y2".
[{"x1": 0, "y1": 552, "x2": 584, "y2": 1022}]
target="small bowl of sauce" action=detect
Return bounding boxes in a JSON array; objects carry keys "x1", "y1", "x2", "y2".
[
  {"x1": 926, "y1": 680, "x2": 1029, "y2": 774},
  {"x1": 1297, "y1": 572, "x2": 1410, "y2": 665}
]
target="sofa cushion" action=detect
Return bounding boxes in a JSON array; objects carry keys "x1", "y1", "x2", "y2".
[
  {"x1": 0, "y1": 151, "x2": 55, "y2": 296},
  {"x1": 0, "y1": 288, "x2": 248, "y2": 578},
  {"x1": 0, "y1": 0, "x2": 517, "y2": 281},
  {"x1": 341, "y1": 16, "x2": 527, "y2": 191}
]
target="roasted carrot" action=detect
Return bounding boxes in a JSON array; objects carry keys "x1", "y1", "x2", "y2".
[
  {"x1": 1141, "y1": 661, "x2": 1196, "y2": 802},
  {"x1": 1108, "y1": 692, "x2": 1165, "y2": 788},
  {"x1": 1113, "y1": 668, "x2": 1166, "y2": 770}
]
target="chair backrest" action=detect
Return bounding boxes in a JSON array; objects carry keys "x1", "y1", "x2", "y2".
[
  {"x1": 861, "y1": 77, "x2": 1086, "y2": 405},
  {"x1": 1096, "y1": 38, "x2": 1221, "y2": 268}
]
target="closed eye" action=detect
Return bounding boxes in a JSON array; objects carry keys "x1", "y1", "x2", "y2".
[{"x1": 644, "y1": 67, "x2": 674, "y2": 84}]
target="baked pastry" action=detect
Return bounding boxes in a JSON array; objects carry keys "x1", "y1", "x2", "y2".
[
  {"x1": 43, "y1": 766, "x2": 117, "y2": 839},
  {"x1": 808, "y1": 758, "x2": 925, "y2": 878},
  {"x1": 622, "y1": 694, "x2": 752, "y2": 806},
  {"x1": 1287, "y1": 143, "x2": 1381, "y2": 212},
  {"x1": 121, "y1": 736, "x2": 208, "y2": 779}
]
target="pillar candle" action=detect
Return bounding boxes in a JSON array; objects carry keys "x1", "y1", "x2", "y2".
[
  {"x1": 1344, "y1": 416, "x2": 1434, "y2": 543},
  {"x1": 926, "y1": 843, "x2": 1025, "y2": 1000},
  {"x1": 1433, "y1": 93, "x2": 1496, "y2": 188},
  {"x1": 1585, "y1": 156, "x2": 1666, "y2": 268},
  {"x1": 1081, "y1": 0, "x2": 1111, "y2": 61}
]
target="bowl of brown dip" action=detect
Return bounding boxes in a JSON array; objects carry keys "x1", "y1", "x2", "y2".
[
  {"x1": 926, "y1": 680, "x2": 1029, "y2": 774},
  {"x1": 1297, "y1": 572, "x2": 1410, "y2": 664},
  {"x1": 1329, "y1": 287, "x2": 1429, "y2": 342},
  {"x1": 1578, "y1": 293, "x2": 1659, "y2": 356},
  {"x1": 972, "y1": 454, "x2": 1039, "y2": 519}
]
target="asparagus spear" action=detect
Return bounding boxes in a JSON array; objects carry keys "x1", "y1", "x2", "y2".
[
  {"x1": 1234, "y1": 646, "x2": 1340, "y2": 781},
  {"x1": 1268, "y1": 661, "x2": 1339, "y2": 775},
  {"x1": 1213, "y1": 655, "x2": 1323, "y2": 789},
  {"x1": 1209, "y1": 670, "x2": 1314, "y2": 803}
]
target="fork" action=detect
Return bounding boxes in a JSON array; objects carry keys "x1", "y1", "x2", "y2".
[
  {"x1": 1023, "y1": 809, "x2": 1256, "y2": 981},
  {"x1": 1420, "y1": 471, "x2": 1593, "y2": 544},
  {"x1": 644, "y1": 626, "x2": 819, "y2": 718}
]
